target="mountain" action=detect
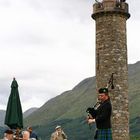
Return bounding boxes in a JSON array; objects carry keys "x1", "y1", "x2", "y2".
[
  {"x1": 23, "y1": 61, "x2": 140, "y2": 139},
  {"x1": 0, "y1": 107, "x2": 37, "y2": 128},
  {"x1": 24, "y1": 77, "x2": 96, "y2": 126},
  {"x1": 23, "y1": 107, "x2": 38, "y2": 118},
  {"x1": 0, "y1": 110, "x2": 5, "y2": 126},
  {"x1": 0, "y1": 108, "x2": 38, "y2": 139}
]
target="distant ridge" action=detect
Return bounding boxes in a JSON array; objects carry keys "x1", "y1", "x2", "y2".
[
  {"x1": 23, "y1": 107, "x2": 38, "y2": 118},
  {"x1": 0, "y1": 108, "x2": 38, "y2": 127},
  {"x1": 0, "y1": 110, "x2": 5, "y2": 126}
]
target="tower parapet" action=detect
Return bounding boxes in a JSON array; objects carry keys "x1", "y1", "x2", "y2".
[{"x1": 92, "y1": 0, "x2": 130, "y2": 20}]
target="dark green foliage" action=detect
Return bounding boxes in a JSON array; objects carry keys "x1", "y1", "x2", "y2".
[
  {"x1": 130, "y1": 116, "x2": 140, "y2": 136},
  {"x1": 31, "y1": 118, "x2": 140, "y2": 140},
  {"x1": 0, "y1": 126, "x2": 7, "y2": 139},
  {"x1": 130, "y1": 136, "x2": 140, "y2": 140},
  {"x1": 33, "y1": 117, "x2": 96, "y2": 140}
]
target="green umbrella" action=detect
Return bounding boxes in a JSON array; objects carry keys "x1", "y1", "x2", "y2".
[{"x1": 5, "y1": 78, "x2": 23, "y2": 129}]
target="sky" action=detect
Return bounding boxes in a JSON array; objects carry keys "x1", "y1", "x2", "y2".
[{"x1": 0, "y1": 0, "x2": 139, "y2": 112}]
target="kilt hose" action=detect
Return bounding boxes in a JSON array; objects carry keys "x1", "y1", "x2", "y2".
[{"x1": 94, "y1": 128, "x2": 112, "y2": 140}]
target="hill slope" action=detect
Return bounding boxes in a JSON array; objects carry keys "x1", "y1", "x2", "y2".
[
  {"x1": 0, "y1": 110, "x2": 5, "y2": 126},
  {"x1": 24, "y1": 61, "x2": 140, "y2": 139},
  {"x1": 23, "y1": 107, "x2": 38, "y2": 118},
  {"x1": 24, "y1": 77, "x2": 96, "y2": 126}
]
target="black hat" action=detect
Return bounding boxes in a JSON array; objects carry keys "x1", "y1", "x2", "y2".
[
  {"x1": 98, "y1": 88, "x2": 108, "y2": 94},
  {"x1": 4, "y1": 129, "x2": 13, "y2": 134}
]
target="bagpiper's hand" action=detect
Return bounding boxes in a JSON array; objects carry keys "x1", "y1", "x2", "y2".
[
  {"x1": 87, "y1": 118, "x2": 95, "y2": 124},
  {"x1": 86, "y1": 115, "x2": 90, "y2": 120}
]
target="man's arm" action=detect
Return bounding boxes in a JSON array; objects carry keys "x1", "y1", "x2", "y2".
[{"x1": 96, "y1": 103, "x2": 112, "y2": 122}]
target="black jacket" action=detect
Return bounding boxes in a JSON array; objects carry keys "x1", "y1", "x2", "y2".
[{"x1": 95, "y1": 99, "x2": 112, "y2": 129}]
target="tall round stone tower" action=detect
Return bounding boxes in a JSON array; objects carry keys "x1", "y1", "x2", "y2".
[{"x1": 92, "y1": 0, "x2": 130, "y2": 139}]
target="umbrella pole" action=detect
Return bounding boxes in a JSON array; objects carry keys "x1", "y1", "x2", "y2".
[{"x1": 14, "y1": 128, "x2": 22, "y2": 140}]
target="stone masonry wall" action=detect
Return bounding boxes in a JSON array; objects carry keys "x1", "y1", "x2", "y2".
[{"x1": 92, "y1": 1, "x2": 130, "y2": 140}]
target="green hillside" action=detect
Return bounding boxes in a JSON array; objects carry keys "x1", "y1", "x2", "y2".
[
  {"x1": 23, "y1": 62, "x2": 140, "y2": 139},
  {"x1": 24, "y1": 77, "x2": 96, "y2": 126}
]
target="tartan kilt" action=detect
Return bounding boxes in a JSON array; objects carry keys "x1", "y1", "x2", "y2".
[{"x1": 95, "y1": 128, "x2": 112, "y2": 140}]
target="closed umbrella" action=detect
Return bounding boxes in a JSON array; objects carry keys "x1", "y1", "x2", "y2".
[{"x1": 4, "y1": 78, "x2": 23, "y2": 129}]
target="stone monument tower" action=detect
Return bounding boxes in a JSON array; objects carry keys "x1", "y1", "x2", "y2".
[{"x1": 92, "y1": 0, "x2": 130, "y2": 139}]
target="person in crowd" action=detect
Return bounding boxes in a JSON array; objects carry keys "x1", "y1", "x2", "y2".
[
  {"x1": 27, "y1": 127, "x2": 38, "y2": 140},
  {"x1": 22, "y1": 131, "x2": 30, "y2": 140},
  {"x1": 3, "y1": 129, "x2": 13, "y2": 140},
  {"x1": 87, "y1": 88, "x2": 112, "y2": 140},
  {"x1": 14, "y1": 127, "x2": 22, "y2": 140},
  {"x1": 50, "y1": 125, "x2": 67, "y2": 140}
]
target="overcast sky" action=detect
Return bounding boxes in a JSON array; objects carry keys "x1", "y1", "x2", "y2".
[{"x1": 0, "y1": 0, "x2": 139, "y2": 112}]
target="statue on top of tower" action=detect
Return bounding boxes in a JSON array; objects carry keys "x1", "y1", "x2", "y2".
[
  {"x1": 116, "y1": 0, "x2": 126, "y2": 8},
  {"x1": 95, "y1": 0, "x2": 102, "y2": 3},
  {"x1": 95, "y1": 0, "x2": 103, "y2": 8},
  {"x1": 95, "y1": 0, "x2": 126, "y2": 5}
]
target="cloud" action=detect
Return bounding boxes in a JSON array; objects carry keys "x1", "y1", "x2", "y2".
[
  {"x1": 127, "y1": 0, "x2": 140, "y2": 20},
  {"x1": 0, "y1": 0, "x2": 139, "y2": 112}
]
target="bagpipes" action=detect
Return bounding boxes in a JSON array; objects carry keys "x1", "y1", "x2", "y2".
[
  {"x1": 106, "y1": 73, "x2": 115, "y2": 90},
  {"x1": 86, "y1": 73, "x2": 115, "y2": 127},
  {"x1": 86, "y1": 101, "x2": 101, "y2": 119}
]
